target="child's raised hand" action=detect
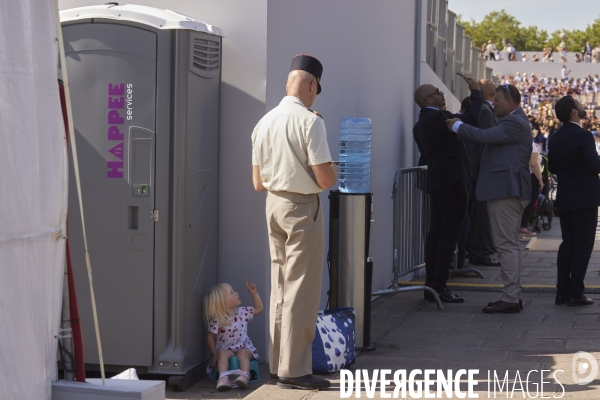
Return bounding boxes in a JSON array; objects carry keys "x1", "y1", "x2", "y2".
[{"x1": 246, "y1": 280, "x2": 257, "y2": 294}]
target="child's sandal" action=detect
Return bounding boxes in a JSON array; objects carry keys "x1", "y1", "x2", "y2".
[
  {"x1": 216, "y1": 375, "x2": 231, "y2": 391},
  {"x1": 235, "y1": 372, "x2": 251, "y2": 389}
]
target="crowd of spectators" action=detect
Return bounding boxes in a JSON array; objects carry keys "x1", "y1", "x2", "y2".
[
  {"x1": 496, "y1": 72, "x2": 600, "y2": 115},
  {"x1": 482, "y1": 40, "x2": 600, "y2": 63},
  {"x1": 487, "y1": 73, "x2": 600, "y2": 154}
]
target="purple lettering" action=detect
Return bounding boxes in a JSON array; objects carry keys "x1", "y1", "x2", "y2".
[
  {"x1": 108, "y1": 142, "x2": 124, "y2": 160},
  {"x1": 107, "y1": 161, "x2": 124, "y2": 178},
  {"x1": 107, "y1": 126, "x2": 123, "y2": 141},
  {"x1": 108, "y1": 97, "x2": 124, "y2": 109},
  {"x1": 108, "y1": 110, "x2": 124, "y2": 125},
  {"x1": 108, "y1": 83, "x2": 124, "y2": 96}
]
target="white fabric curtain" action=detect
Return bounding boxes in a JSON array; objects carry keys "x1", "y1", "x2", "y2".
[{"x1": 0, "y1": 0, "x2": 68, "y2": 399}]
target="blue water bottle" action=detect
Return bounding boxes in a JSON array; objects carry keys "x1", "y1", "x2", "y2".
[{"x1": 338, "y1": 118, "x2": 372, "y2": 193}]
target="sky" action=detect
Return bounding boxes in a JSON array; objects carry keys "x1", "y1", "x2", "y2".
[{"x1": 449, "y1": 0, "x2": 600, "y2": 33}]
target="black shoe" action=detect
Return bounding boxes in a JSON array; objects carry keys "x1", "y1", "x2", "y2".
[
  {"x1": 437, "y1": 288, "x2": 465, "y2": 303},
  {"x1": 488, "y1": 299, "x2": 523, "y2": 310},
  {"x1": 487, "y1": 299, "x2": 523, "y2": 310},
  {"x1": 482, "y1": 300, "x2": 520, "y2": 314},
  {"x1": 277, "y1": 375, "x2": 331, "y2": 390},
  {"x1": 471, "y1": 257, "x2": 500, "y2": 267},
  {"x1": 270, "y1": 373, "x2": 279, "y2": 379},
  {"x1": 555, "y1": 295, "x2": 569, "y2": 305},
  {"x1": 567, "y1": 295, "x2": 594, "y2": 307}
]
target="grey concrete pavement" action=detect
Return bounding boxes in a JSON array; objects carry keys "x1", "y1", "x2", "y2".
[{"x1": 167, "y1": 216, "x2": 600, "y2": 399}]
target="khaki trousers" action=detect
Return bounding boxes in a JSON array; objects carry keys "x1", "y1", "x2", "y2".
[
  {"x1": 266, "y1": 191, "x2": 324, "y2": 378},
  {"x1": 487, "y1": 197, "x2": 530, "y2": 303}
]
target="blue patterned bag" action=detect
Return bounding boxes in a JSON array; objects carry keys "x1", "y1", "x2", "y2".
[{"x1": 312, "y1": 308, "x2": 355, "y2": 373}]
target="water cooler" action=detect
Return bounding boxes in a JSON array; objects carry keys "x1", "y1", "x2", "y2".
[
  {"x1": 60, "y1": 4, "x2": 222, "y2": 387},
  {"x1": 328, "y1": 191, "x2": 375, "y2": 351}
]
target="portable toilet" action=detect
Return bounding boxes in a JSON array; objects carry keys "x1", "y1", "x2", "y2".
[{"x1": 60, "y1": 4, "x2": 222, "y2": 386}]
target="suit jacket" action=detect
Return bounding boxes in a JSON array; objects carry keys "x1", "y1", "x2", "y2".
[
  {"x1": 548, "y1": 122, "x2": 600, "y2": 211},
  {"x1": 456, "y1": 107, "x2": 532, "y2": 201},
  {"x1": 416, "y1": 90, "x2": 483, "y2": 192},
  {"x1": 468, "y1": 101, "x2": 498, "y2": 179},
  {"x1": 413, "y1": 122, "x2": 427, "y2": 166}
]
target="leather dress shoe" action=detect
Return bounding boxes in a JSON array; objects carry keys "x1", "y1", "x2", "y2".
[
  {"x1": 482, "y1": 300, "x2": 520, "y2": 314},
  {"x1": 555, "y1": 294, "x2": 569, "y2": 305},
  {"x1": 487, "y1": 299, "x2": 523, "y2": 310},
  {"x1": 567, "y1": 295, "x2": 594, "y2": 307},
  {"x1": 437, "y1": 288, "x2": 465, "y2": 303},
  {"x1": 270, "y1": 373, "x2": 279, "y2": 379},
  {"x1": 277, "y1": 375, "x2": 331, "y2": 390},
  {"x1": 470, "y1": 257, "x2": 501, "y2": 267}
]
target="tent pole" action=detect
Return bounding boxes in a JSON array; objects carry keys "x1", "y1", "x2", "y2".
[{"x1": 54, "y1": 0, "x2": 106, "y2": 385}]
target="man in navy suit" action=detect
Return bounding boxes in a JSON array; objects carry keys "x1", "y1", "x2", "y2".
[
  {"x1": 548, "y1": 95, "x2": 600, "y2": 307},
  {"x1": 413, "y1": 77, "x2": 482, "y2": 303}
]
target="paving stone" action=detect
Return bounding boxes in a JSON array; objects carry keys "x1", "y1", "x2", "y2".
[
  {"x1": 575, "y1": 321, "x2": 600, "y2": 330},
  {"x1": 442, "y1": 328, "x2": 523, "y2": 339},
  {"x1": 507, "y1": 351, "x2": 582, "y2": 364},
  {"x1": 474, "y1": 313, "x2": 545, "y2": 325},
  {"x1": 370, "y1": 315, "x2": 404, "y2": 341},
  {"x1": 380, "y1": 326, "x2": 444, "y2": 339},
  {"x1": 565, "y1": 339, "x2": 600, "y2": 351},
  {"x1": 360, "y1": 347, "x2": 511, "y2": 362},
  {"x1": 575, "y1": 307, "x2": 600, "y2": 315},
  {"x1": 371, "y1": 299, "x2": 416, "y2": 317},
  {"x1": 377, "y1": 334, "x2": 486, "y2": 349},
  {"x1": 417, "y1": 304, "x2": 491, "y2": 314},
  {"x1": 524, "y1": 329, "x2": 600, "y2": 339},
  {"x1": 483, "y1": 338, "x2": 565, "y2": 351},
  {"x1": 542, "y1": 314, "x2": 600, "y2": 324},
  {"x1": 399, "y1": 311, "x2": 478, "y2": 326}
]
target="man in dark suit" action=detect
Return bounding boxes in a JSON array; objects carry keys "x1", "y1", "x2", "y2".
[
  {"x1": 467, "y1": 79, "x2": 500, "y2": 267},
  {"x1": 413, "y1": 77, "x2": 482, "y2": 303},
  {"x1": 548, "y1": 96, "x2": 600, "y2": 307},
  {"x1": 445, "y1": 84, "x2": 532, "y2": 314}
]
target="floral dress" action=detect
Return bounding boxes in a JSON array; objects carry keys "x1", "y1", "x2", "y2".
[{"x1": 208, "y1": 306, "x2": 259, "y2": 360}]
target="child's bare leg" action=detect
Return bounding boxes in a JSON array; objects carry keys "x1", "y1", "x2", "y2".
[
  {"x1": 237, "y1": 348, "x2": 252, "y2": 372},
  {"x1": 218, "y1": 349, "x2": 234, "y2": 375}
]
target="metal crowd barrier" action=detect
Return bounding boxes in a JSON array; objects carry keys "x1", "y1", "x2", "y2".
[{"x1": 372, "y1": 166, "x2": 484, "y2": 310}]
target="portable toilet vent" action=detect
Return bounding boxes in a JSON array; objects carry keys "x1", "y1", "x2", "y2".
[{"x1": 60, "y1": 4, "x2": 222, "y2": 384}]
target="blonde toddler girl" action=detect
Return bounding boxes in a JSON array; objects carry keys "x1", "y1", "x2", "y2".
[{"x1": 204, "y1": 281, "x2": 263, "y2": 391}]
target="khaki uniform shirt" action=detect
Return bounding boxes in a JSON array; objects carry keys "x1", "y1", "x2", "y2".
[{"x1": 251, "y1": 96, "x2": 332, "y2": 194}]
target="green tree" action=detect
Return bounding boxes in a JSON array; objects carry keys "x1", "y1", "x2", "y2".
[
  {"x1": 459, "y1": 11, "x2": 600, "y2": 53},
  {"x1": 458, "y1": 10, "x2": 548, "y2": 51},
  {"x1": 548, "y1": 17, "x2": 600, "y2": 52}
]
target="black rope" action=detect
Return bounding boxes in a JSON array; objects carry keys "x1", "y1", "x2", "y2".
[{"x1": 58, "y1": 338, "x2": 77, "y2": 373}]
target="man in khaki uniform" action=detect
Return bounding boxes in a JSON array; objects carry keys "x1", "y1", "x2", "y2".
[{"x1": 251, "y1": 55, "x2": 338, "y2": 390}]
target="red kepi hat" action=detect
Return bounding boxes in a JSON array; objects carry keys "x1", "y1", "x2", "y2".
[{"x1": 290, "y1": 54, "x2": 323, "y2": 94}]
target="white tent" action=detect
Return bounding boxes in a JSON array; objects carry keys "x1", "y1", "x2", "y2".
[{"x1": 0, "y1": 0, "x2": 68, "y2": 399}]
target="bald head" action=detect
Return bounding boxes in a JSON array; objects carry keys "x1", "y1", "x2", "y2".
[
  {"x1": 414, "y1": 84, "x2": 445, "y2": 109},
  {"x1": 479, "y1": 79, "x2": 496, "y2": 102},
  {"x1": 286, "y1": 70, "x2": 318, "y2": 108}
]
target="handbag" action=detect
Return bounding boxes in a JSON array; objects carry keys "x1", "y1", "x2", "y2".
[{"x1": 312, "y1": 308, "x2": 355, "y2": 373}]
